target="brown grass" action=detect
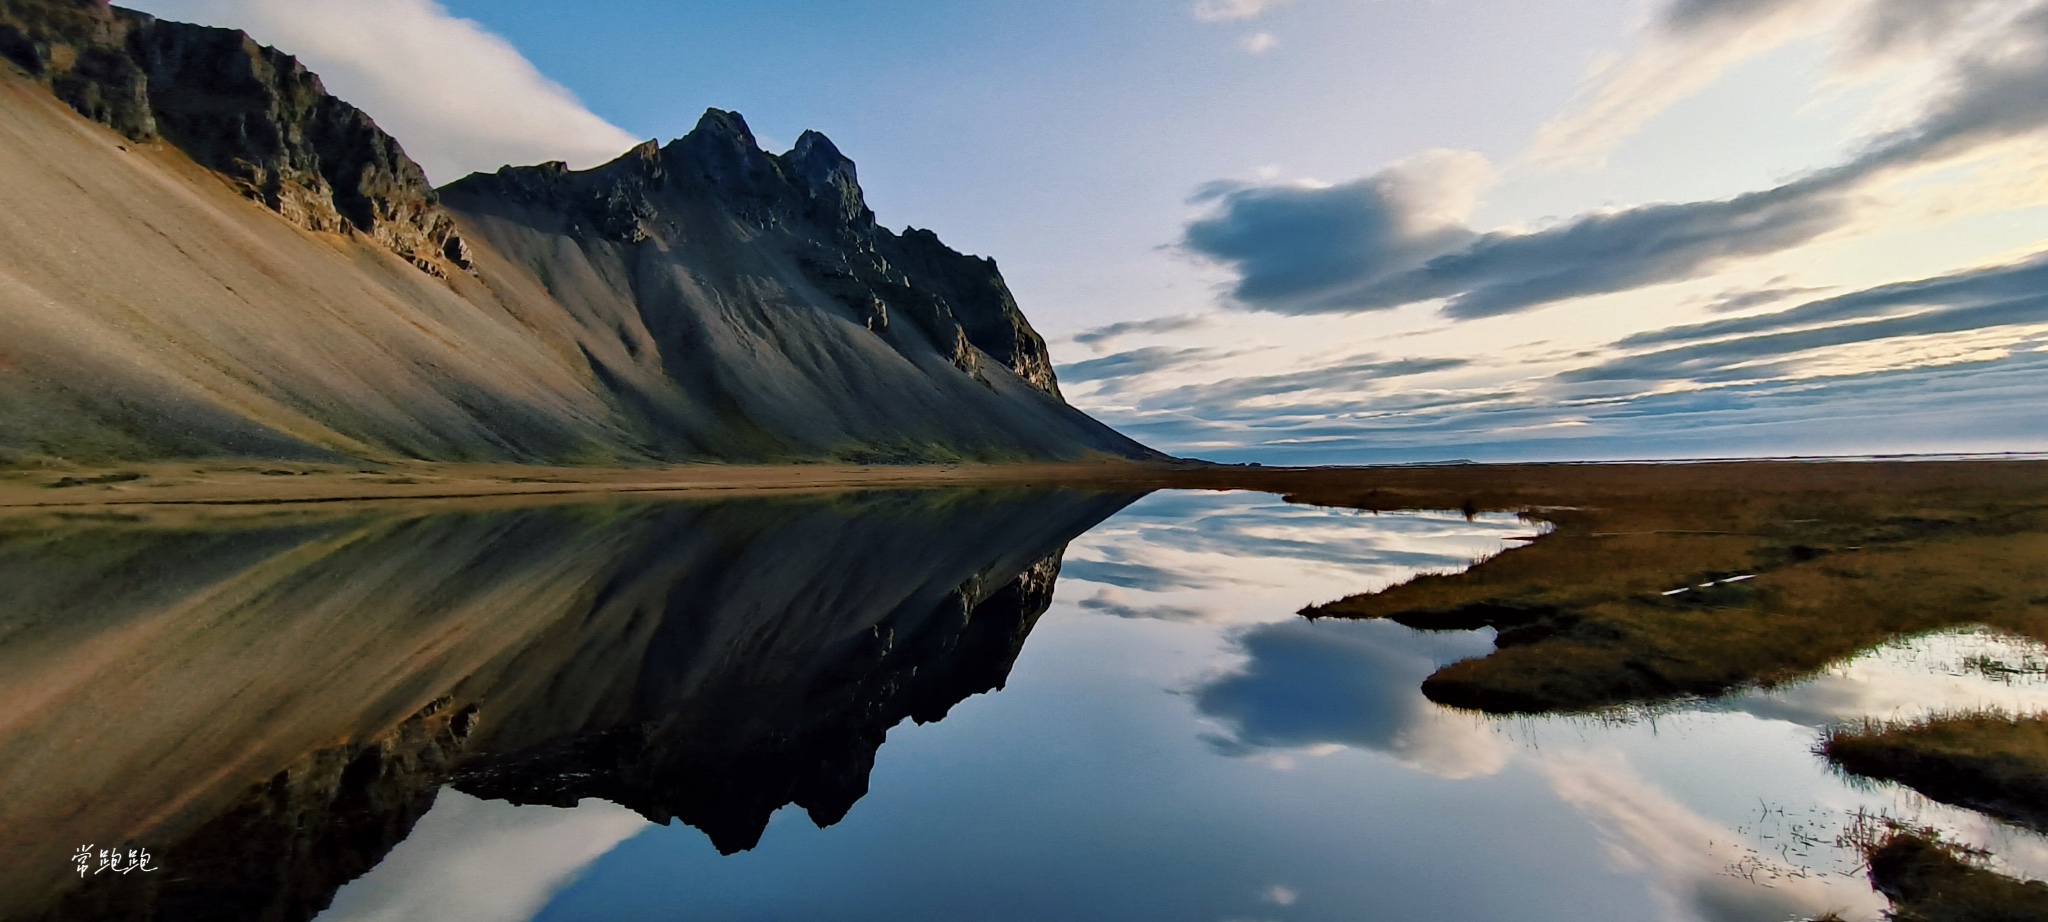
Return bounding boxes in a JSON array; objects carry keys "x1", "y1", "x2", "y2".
[
  {"x1": 1227, "y1": 459, "x2": 2048, "y2": 714},
  {"x1": 1824, "y1": 712, "x2": 2048, "y2": 833},
  {"x1": 1857, "y1": 826, "x2": 2048, "y2": 922}
]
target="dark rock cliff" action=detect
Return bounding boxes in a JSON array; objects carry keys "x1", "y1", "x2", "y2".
[
  {"x1": 444, "y1": 110, "x2": 1064, "y2": 400},
  {"x1": 0, "y1": 0, "x2": 469, "y2": 276}
]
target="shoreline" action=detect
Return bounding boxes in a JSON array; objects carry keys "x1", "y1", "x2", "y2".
[{"x1": 6, "y1": 455, "x2": 2048, "y2": 513}]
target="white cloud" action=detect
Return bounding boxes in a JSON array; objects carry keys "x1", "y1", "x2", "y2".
[
  {"x1": 1244, "y1": 32, "x2": 1280, "y2": 54},
  {"x1": 1528, "y1": 0, "x2": 1852, "y2": 170},
  {"x1": 1529, "y1": 0, "x2": 2044, "y2": 172},
  {"x1": 1193, "y1": 0, "x2": 1293, "y2": 24},
  {"x1": 129, "y1": 0, "x2": 642, "y2": 183}
]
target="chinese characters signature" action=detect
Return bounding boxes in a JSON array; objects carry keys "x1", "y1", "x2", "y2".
[{"x1": 72, "y1": 846, "x2": 160, "y2": 878}]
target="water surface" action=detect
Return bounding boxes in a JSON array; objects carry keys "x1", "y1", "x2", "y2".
[{"x1": 7, "y1": 489, "x2": 2045, "y2": 921}]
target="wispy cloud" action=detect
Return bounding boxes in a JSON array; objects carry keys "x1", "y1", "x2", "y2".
[
  {"x1": 1244, "y1": 32, "x2": 1280, "y2": 54},
  {"x1": 1126, "y1": 356, "x2": 1470, "y2": 408},
  {"x1": 1192, "y1": 0, "x2": 1293, "y2": 23},
  {"x1": 1622, "y1": 252, "x2": 2048, "y2": 348},
  {"x1": 1059, "y1": 346, "x2": 1236, "y2": 383},
  {"x1": 1072, "y1": 314, "x2": 1213, "y2": 351},
  {"x1": 1529, "y1": 0, "x2": 1842, "y2": 171},
  {"x1": 132, "y1": 0, "x2": 642, "y2": 183},
  {"x1": 1072, "y1": 254, "x2": 2048, "y2": 461},
  {"x1": 1702, "y1": 284, "x2": 1832, "y2": 313},
  {"x1": 1182, "y1": 0, "x2": 2048, "y2": 320}
]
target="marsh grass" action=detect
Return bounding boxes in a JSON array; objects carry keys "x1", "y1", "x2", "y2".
[
  {"x1": 1832, "y1": 817, "x2": 2048, "y2": 922},
  {"x1": 1821, "y1": 710, "x2": 2048, "y2": 833},
  {"x1": 1267, "y1": 462, "x2": 2048, "y2": 714}
]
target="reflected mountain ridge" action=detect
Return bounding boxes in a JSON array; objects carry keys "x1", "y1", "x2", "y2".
[{"x1": 3, "y1": 489, "x2": 1138, "y2": 922}]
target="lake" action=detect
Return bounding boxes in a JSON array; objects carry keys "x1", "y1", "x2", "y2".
[{"x1": 6, "y1": 486, "x2": 2045, "y2": 921}]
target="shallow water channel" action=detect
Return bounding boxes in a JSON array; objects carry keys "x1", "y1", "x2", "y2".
[{"x1": 7, "y1": 489, "x2": 2045, "y2": 921}]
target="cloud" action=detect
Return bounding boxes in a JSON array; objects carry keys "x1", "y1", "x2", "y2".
[
  {"x1": 1192, "y1": 0, "x2": 1293, "y2": 23},
  {"x1": 1127, "y1": 356, "x2": 1469, "y2": 410},
  {"x1": 1244, "y1": 32, "x2": 1279, "y2": 54},
  {"x1": 1082, "y1": 320, "x2": 2048, "y2": 465},
  {"x1": 1061, "y1": 558, "x2": 1219, "y2": 592},
  {"x1": 1702, "y1": 284, "x2": 1832, "y2": 313},
  {"x1": 1529, "y1": 0, "x2": 1843, "y2": 171},
  {"x1": 1184, "y1": 1, "x2": 2048, "y2": 320},
  {"x1": 1847, "y1": 0, "x2": 2010, "y2": 64},
  {"x1": 1182, "y1": 159, "x2": 1860, "y2": 319},
  {"x1": 1075, "y1": 588, "x2": 1212, "y2": 622},
  {"x1": 1575, "y1": 251, "x2": 2048, "y2": 382},
  {"x1": 1058, "y1": 346, "x2": 1233, "y2": 383},
  {"x1": 1182, "y1": 150, "x2": 1494, "y2": 308},
  {"x1": 1072, "y1": 314, "x2": 1213, "y2": 350},
  {"x1": 132, "y1": 0, "x2": 642, "y2": 183},
  {"x1": 1192, "y1": 619, "x2": 1507, "y2": 779}
]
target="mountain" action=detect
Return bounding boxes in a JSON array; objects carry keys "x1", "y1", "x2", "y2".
[{"x1": 0, "y1": 0, "x2": 1153, "y2": 466}]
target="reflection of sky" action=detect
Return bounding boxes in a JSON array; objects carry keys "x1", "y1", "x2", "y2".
[{"x1": 333, "y1": 492, "x2": 2048, "y2": 922}]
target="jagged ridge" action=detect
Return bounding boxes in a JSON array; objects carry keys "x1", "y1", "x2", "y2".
[{"x1": 445, "y1": 110, "x2": 1062, "y2": 399}]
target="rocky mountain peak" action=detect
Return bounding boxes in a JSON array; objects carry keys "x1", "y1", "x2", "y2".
[
  {"x1": 786, "y1": 128, "x2": 871, "y2": 227},
  {"x1": 665, "y1": 106, "x2": 779, "y2": 192}
]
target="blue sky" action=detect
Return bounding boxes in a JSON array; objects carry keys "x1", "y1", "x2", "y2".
[{"x1": 131, "y1": 0, "x2": 2048, "y2": 462}]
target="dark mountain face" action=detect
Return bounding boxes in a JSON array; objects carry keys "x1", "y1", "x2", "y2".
[
  {"x1": 0, "y1": 0, "x2": 1153, "y2": 465},
  {"x1": 0, "y1": 0, "x2": 469, "y2": 276},
  {"x1": 445, "y1": 114, "x2": 1061, "y2": 400}
]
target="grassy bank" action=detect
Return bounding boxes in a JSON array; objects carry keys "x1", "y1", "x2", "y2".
[
  {"x1": 1824, "y1": 713, "x2": 2048, "y2": 832},
  {"x1": 1249, "y1": 460, "x2": 2048, "y2": 714},
  {"x1": 1853, "y1": 827, "x2": 2048, "y2": 922}
]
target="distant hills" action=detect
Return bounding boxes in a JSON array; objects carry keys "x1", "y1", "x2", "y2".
[{"x1": 0, "y1": 0, "x2": 1153, "y2": 466}]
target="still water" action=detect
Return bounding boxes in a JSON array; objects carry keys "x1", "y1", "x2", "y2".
[{"x1": 7, "y1": 489, "x2": 2047, "y2": 921}]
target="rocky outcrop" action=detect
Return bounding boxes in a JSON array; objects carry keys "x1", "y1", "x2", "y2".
[
  {"x1": 445, "y1": 109, "x2": 1064, "y2": 400},
  {"x1": 0, "y1": 0, "x2": 469, "y2": 276}
]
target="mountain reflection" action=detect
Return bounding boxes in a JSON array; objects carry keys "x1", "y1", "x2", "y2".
[{"x1": 1, "y1": 489, "x2": 1137, "y2": 922}]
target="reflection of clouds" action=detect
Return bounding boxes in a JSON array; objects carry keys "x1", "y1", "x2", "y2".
[
  {"x1": 1061, "y1": 559, "x2": 1221, "y2": 592},
  {"x1": 1725, "y1": 627, "x2": 2048, "y2": 728},
  {"x1": 1077, "y1": 588, "x2": 1215, "y2": 623},
  {"x1": 317, "y1": 791, "x2": 645, "y2": 922},
  {"x1": 1540, "y1": 752, "x2": 1887, "y2": 922},
  {"x1": 1060, "y1": 494, "x2": 1528, "y2": 626},
  {"x1": 1192, "y1": 619, "x2": 1509, "y2": 779}
]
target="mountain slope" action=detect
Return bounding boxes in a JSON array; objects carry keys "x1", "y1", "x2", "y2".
[{"x1": 0, "y1": 0, "x2": 1153, "y2": 466}]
